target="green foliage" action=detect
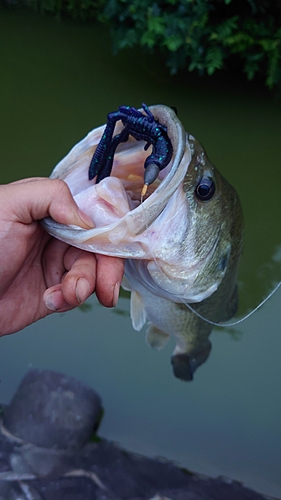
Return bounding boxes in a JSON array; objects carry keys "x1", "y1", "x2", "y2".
[
  {"x1": 6, "y1": 0, "x2": 281, "y2": 89},
  {"x1": 97, "y1": 0, "x2": 281, "y2": 89}
]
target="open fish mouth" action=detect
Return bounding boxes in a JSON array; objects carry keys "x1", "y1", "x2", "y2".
[{"x1": 42, "y1": 105, "x2": 190, "y2": 259}]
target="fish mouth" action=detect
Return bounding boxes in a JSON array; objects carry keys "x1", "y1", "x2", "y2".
[{"x1": 42, "y1": 105, "x2": 191, "y2": 258}]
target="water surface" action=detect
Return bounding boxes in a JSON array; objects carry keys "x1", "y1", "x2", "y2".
[{"x1": 0, "y1": 9, "x2": 281, "y2": 498}]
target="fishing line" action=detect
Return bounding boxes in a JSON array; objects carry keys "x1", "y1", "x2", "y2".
[
  {"x1": 139, "y1": 191, "x2": 281, "y2": 328},
  {"x1": 182, "y1": 281, "x2": 281, "y2": 327}
]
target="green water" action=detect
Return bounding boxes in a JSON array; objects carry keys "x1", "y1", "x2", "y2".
[{"x1": 0, "y1": 9, "x2": 281, "y2": 497}]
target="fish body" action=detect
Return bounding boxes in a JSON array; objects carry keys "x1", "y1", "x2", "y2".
[{"x1": 42, "y1": 105, "x2": 243, "y2": 380}]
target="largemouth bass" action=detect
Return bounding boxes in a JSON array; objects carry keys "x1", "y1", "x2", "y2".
[{"x1": 42, "y1": 104, "x2": 243, "y2": 381}]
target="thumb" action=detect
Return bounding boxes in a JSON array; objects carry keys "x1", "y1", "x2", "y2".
[{"x1": 5, "y1": 178, "x2": 94, "y2": 228}]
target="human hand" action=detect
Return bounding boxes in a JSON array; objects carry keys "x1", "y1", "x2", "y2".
[{"x1": 0, "y1": 178, "x2": 124, "y2": 336}]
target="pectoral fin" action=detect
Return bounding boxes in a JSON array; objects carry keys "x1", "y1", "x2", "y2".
[
  {"x1": 145, "y1": 324, "x2": 170, "y2": 350},
  {"x1": 121, "y1": 275, "x2": 132, "y2": 292},
  {"x1": 130, "y1": 290, "x2": 146, "y2": 331}
]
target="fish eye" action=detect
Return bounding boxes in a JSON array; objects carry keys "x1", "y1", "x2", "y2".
[{"x1": 195, "y1": 177, "x2": 215, "y2": 201}]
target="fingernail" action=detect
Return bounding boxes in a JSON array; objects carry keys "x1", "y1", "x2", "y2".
[
  {"x1": 77, "y1": 209, "x2": 95, "y2": 229},
  {"x1": 113, "y1": 282, "x2": 120, "y2": 307},
  {"x1": 45, "y1": 291, "x2": 67, "y2": 311},
  {"x1": 76, "y1": 278, "x2": 91, "y2": 304}
]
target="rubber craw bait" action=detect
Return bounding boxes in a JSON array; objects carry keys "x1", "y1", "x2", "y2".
[{"x1": 88, "y1": 103, "x2": 173, "y2": 195}]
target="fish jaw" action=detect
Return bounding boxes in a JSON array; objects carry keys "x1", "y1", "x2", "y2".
[
  {"x1": 43, "y1": 133, "x2": 224, "y2": 304},
  {"x1": 42, "y1": 105, "x2": 189, "y2": 261}
]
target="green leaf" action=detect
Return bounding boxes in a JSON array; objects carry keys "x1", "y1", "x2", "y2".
[
  {"x1": 205, "y1": 46, "x2": 224, "y2": 75},
  {"x1": 163, "y1": 34, "x2": 183, "y2": 52}
]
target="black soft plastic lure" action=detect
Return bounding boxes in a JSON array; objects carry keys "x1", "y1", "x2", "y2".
[{"x1": 88, "y1": 103, "x2": 173, "y2": 193}]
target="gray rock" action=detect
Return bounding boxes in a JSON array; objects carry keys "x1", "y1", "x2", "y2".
[
  {"x1": 3, "y1": 369, "x2": 102, "y2": 450},
  {"x1": 0, "y1": 369, "x2": 276, "y2": 500}
]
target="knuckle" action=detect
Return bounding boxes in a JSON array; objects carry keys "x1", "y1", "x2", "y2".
[{"x1": 52, "y1": 178, "x2": 70, "y2": 196}]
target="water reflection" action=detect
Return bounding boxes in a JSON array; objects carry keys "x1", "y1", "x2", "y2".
[{"x1": 0, "y1": 8, "x2": 281, "y2": 498}]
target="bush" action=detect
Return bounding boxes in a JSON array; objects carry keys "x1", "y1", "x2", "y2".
[{"x1": 98, "y1": 0, "x2": 281, "y2": 89}]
